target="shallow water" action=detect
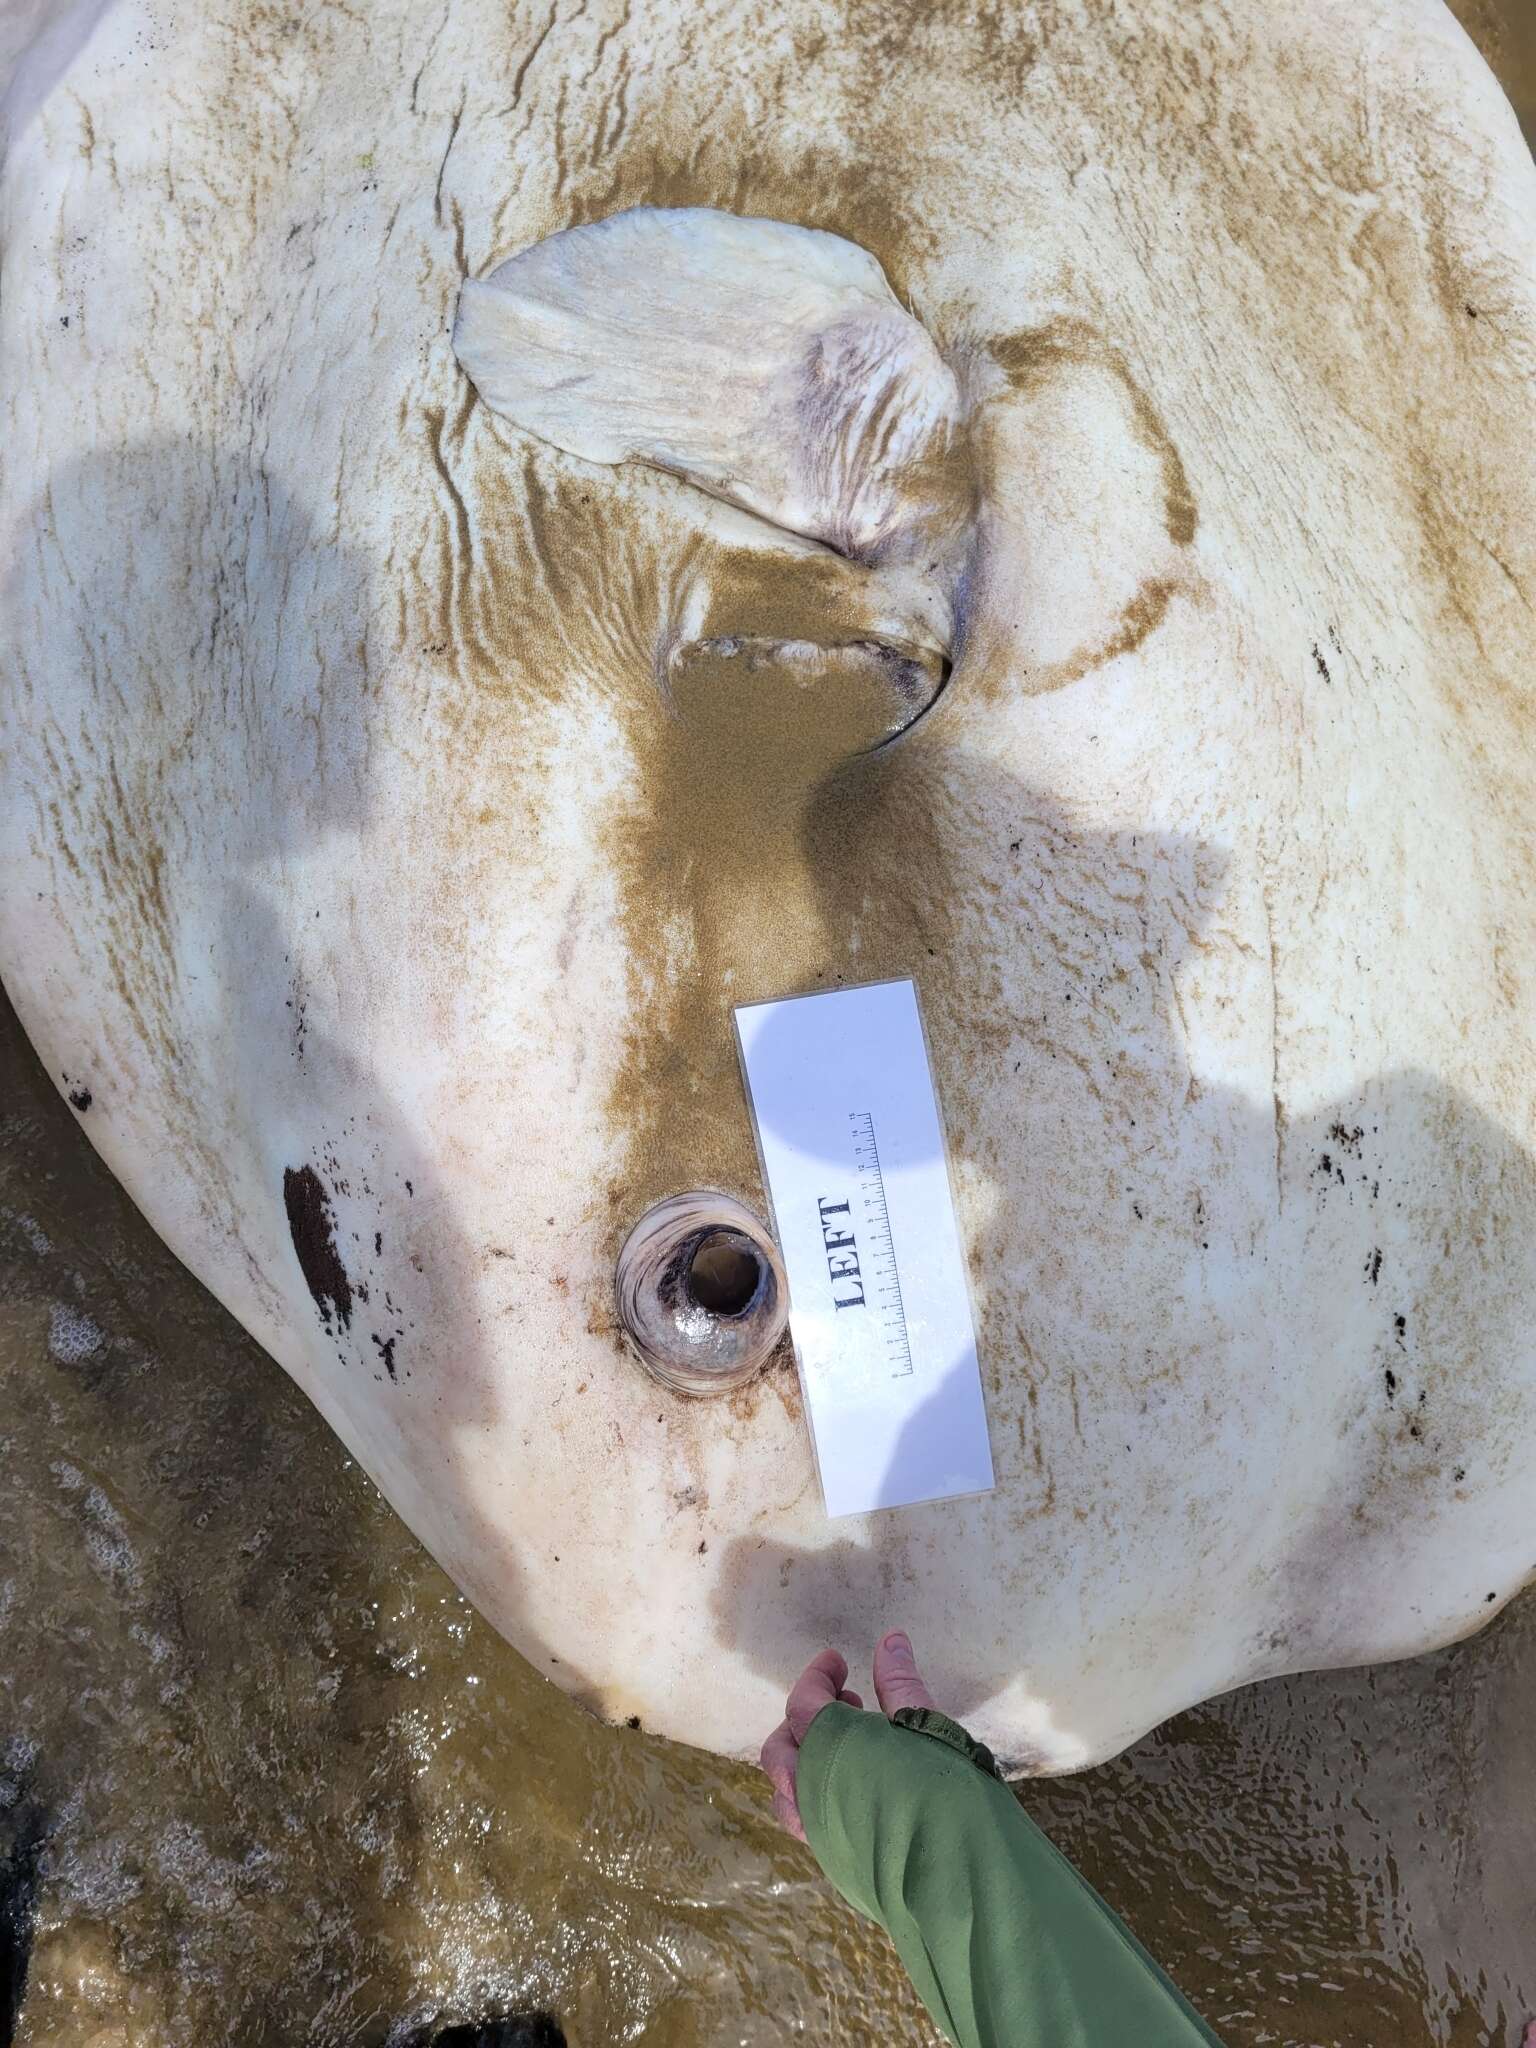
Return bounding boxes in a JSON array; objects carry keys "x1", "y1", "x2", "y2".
[{"x1": 3, "y1": 6, "x2": 1535, "y2": 2043}]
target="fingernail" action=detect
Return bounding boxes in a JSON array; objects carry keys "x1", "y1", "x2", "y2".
[{"x1": 883, "y1": 1630, "x2": 911, "y2": 1655}]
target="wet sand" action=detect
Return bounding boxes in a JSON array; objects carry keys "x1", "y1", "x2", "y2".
[
  {"x1": 3, "y1": 6, "x2": 1534, "y2": 2043},
  {"x1": 1451, "y1": 0, "x2": 1536, "y2": 148}
]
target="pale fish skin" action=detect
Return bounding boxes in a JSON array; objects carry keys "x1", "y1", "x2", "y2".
[{"x1": 1, "y1": 0, "x2": 1533, "y2": 1770}]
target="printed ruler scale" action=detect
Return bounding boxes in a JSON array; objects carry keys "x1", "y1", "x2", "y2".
[
  {"x1": 849, "y1": 1110, "x2": 915, "y2": 1381},
  {"x1": 735, "y1": 979, "x2": 995, "y2": 1518}
]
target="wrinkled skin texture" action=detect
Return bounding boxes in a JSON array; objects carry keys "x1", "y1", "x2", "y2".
[{"x1": 2, "y1": 0, "x2": 1534, "y2": 1771}]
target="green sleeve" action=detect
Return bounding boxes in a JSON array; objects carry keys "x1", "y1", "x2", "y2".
[{"x1": 796, "y1": 1702, "x2": 1225, "y2": 2048}]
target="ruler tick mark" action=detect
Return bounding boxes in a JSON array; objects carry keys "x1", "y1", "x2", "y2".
[{"x1": 850, "y1": 1109, "x2": 915, "y2": 1380}]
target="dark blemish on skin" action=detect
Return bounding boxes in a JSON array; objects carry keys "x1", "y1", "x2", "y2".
[
  {"x1": 1487, "y1": 1591, "x2": 1496, "y2": 1601},
  {"x1": 1466, "y1": 304, "x2": 1479, "y2": 319},
  {"x1": 374, "y1": 1231, "x2": 383, "y2": 1256},
  {"x1": 1366, "y1": 1248, "x2": 1382, "y2": 1284},
  {"x1": 1311, "y1": 643, "x2": 1331, "y2": 684},
  {"x1": 1329, "y1": 1123, "x2": 1363, "y2": 1153},
  {"x1": 697, "y1": 1540, "x2": 707, "y2": 1554},
  {"x1": 283, "y1": 1166, "x2": 355, "y2": 1332},
  {"x1": 1384, "y1": 1368, "x2": 1397, "y2": 1400},
  {"x1": 405, "y1": 1180, "x2": 414, "y2": 1196},
  {"x1": 1454, "y1": 1467, "x2": 1466, "y2": 1482},
  {"x1": 1394, "y1": 1314, "x2": 1407, "y2": 1346},
  {"x1": 372, "y1": 1333, "x2": 397, "y2": 1380},
  {"x1": 67, "y1": 1087, "x2": 92, "y2": 1112},
  {"x1": 625, "y1": 1715, "x2": 641, "y2": 1730}
]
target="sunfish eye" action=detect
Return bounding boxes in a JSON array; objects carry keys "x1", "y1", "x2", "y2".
[{"x1": 615, "y1": 1191, "x2": 788, "y2": 1397}]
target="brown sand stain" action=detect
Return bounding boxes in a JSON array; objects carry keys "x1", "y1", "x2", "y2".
[
  {"x1": 599, "y1": 542, "x2": 965, "y2": 1226},
  {"x1": 990, "y1": 320, "x2": 1199, "y2": 551},
  {"x1": 1037, "y1": 574, "x2": 1180, "y2": 693},
  {"x1": 981, "y1": 320, "x2": 1199, "y2": 695}
]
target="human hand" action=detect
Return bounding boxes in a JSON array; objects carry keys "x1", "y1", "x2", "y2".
[{"x1": 759, "y1": 1630, "x2": 936, "y2": 1841}]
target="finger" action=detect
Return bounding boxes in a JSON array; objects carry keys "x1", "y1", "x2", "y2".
[
  {"x1": 771, "y1": 1785, "x2": 808, "y2": 1843},
  {"x1": 760, "y1": 1721, "x2": 806, "y2": 1841},
  {"x1": 872, "y1": 1630, "x2": 936, "y2": 1716},
  {"x1": 838, "y1": 1689, "x2": 864, "y2": 1708},
  {"x1": 786, "y1": 1647, "x2": 848, "y2": 1742},
  {"x1": 1521, "y1": 2024, "x2": 1536, "y2": 2048},
  {"x1": 760, "y1": 1719, "x2": 799, "y2": 1803}
]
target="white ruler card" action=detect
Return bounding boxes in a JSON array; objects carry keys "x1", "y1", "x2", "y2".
[{"x1": 734, "y1": 978, "x2": 995, "y2": 1518}]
